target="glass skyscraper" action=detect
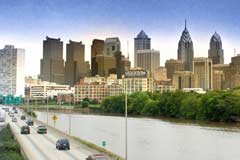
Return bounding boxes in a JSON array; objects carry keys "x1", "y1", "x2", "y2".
[
  {"x1": 134, "y1": 30, "x2": 151, "y2": 67},
  {"x1": 177, "y1": 21, "x2": 194, "y2": 71}
]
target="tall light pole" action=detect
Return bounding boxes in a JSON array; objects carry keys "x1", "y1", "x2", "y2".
[
  {"x1": 47, "y1": 96, "x2": 49, "y2": 125},
  {"x1": 68, "y1": 94, "x2": 71, "y2": 135},
  {"x1": 124, "y1": 78, "x2": 128, "y2": 160}
]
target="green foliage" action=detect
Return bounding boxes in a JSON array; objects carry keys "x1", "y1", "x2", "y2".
[
  {"x1": 101, "y1": 95, "x2": 125, "y2": 113},
  {"x1": 100, "y1": 90, "x2": 240, "y2": 122},
  {"x1": 0, "y1": 125, "x2": 24, "y2": 160},
  {"x1": 81, "y1": 100, "x2": 90, "y2": 108}
]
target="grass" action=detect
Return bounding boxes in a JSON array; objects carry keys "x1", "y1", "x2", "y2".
[
  {"x1": 71, "y1": 136, "x2": 124, "y2": 160},
  {"x1": 0, "y1": 125, "x2": 24, "y2": 160}
]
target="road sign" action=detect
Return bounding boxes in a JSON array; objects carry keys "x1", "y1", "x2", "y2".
[
  {"x1": 102, "y1": 140, "x2": 106, "y2": 147},
  {"x1": 52, "y1": 115, "x2": 58, "y2": 121}
]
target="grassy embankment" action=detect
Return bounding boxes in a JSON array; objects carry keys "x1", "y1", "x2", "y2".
[{"x1": 0, "y1": 125, "x2": 24, "y2": 160}]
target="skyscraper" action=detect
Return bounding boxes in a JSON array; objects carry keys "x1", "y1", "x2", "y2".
[
  {"x1": 91, "y1": 37, "x2": 129, "y2": 77},
  {"x1": 177, "y1": 20, "x2": 194, "y2": 71},
  {"x1": 0, "y1": 45, "x2": 25, "y2": 96},
  {"x1": 104, "y1": 37, "x2": 121, "y2": 56},
  {"x1": 91, "y1": 39, "x2": 105, "y2": 76},
  {"x1": 165, "y1": 59, "x2": 184, "y2": 80},
  {"x1": 136, "y1": 49, "x2": 160, "y2": 77},
  {"x1": 193, "y1": 57, "x2": 213, "y2": 90},
  {"x1": 65, "y1": 40, "x2": 90, "y2": 86},
  {"x1": 40, "y1": 37, "x2": 65, "y2": 84},
  {"x1": 134, "y1": 30, "x2": 151, "y2": 67},
  {"x1": 208, "y1": 32, "x2": 224, "y2": 64}
]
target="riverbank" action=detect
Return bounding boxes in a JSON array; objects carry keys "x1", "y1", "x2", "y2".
[{"x1": 0, "y1": 125, "x2": 24, "y2": 160}]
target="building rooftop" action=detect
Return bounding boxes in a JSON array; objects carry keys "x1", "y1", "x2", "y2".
[
  {"x1": 179, "y1": 20, "x2": 192, "y2": 43},
  {"x1": 211, "y1": 32, "x2": 222, "y2": 42},
  {"x1": 136, "y1": 30, "x2": 149, "y2": 39}
]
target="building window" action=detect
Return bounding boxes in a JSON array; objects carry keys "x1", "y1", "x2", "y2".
[{"x1": 112, "y1": 46, "x2": 115, "y2": 51}]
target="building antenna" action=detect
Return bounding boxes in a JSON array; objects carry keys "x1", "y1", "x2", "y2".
[
  {"x1": 234, "y1": 48, "x2": 236, "y2": 57},
  {"x1": 127, "y1": 40, "x2": 129, "y2": 59}
]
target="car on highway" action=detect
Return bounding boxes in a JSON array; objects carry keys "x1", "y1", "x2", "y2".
[
  {"x1": 21, "y1": 115, "x2": 26, "y2": 120},
  {"x1": 20, "y1": 126, "x2": 30, "y2": 134},
  {"x1": 26, "y1": 119, "x2": 34, "y2": 126},
  {"x1": 86, "y1": 154, "x2": 108, "y2": 160},
  {"x1": 12, "y1": 117, "x2": 17, "y2": 122},
  {"x1": 37, "y1": 126, "x2": 47, "y2": 134},
  {"x1": 56, "y1": 139, "x2": 70, "y2": 150},
  {"x1": 9, "y1": 113, "x2": 14, "y2": 117}
]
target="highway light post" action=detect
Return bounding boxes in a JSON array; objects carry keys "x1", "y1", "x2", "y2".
[
  {"x1": 68, "y1": 94, "x2": 71, "y2": 136},
  {"x1": 124, "y1": 77, "x2": 128, "y2": 160},
  {"x1": 47, "y1": 96, "x2": 49, "y2": 125}
]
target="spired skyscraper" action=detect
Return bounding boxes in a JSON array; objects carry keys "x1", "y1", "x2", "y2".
[
  {"x1": 208, "y1": 32, "x2": 224, "y2": 64},
  {"x1": 177, "y1": 20, "x2": 194, "y2": 71},
  {"x1": 134, "y1": 30, "x2": 151, "y2": 67}
]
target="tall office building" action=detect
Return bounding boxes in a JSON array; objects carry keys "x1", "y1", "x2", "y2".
[
  {"x1": 177, "y1": 20, "x2": 194, "y2": 71},
  {"x1": 65, "y1": 40, "x2": 90, "y2": 86},
  {"x1": 134, "y1": 30, "x2": 151, "y2": 67},
  {"x1": 208, "y1": 32, "x2": 224, "y2": 64},
  {"x1": 91, "y1": 39, "x2": 105, "y2": 76},
  {"x1": 115, "y1": 51, "x2": 131, "y2": 79},
  {"x1": 193, "y1": 58, "x2": 212, "y2": 90},
  {"x1": 0, "y1": 45, "x2": 25, "y2": 96},
  {"x1": 40, "y1": 36, "x2": 65, "y2": 84},
  {"x1": 136, "y1": 49, "x2": 160, "y2": 77},
  {"x1": 165, "y1": 59, "x2": 184, "y2": 80},
  {"x1": 104, "y1": 37, "x2": 121, "y2": 56},
  {"x1": 91, "y1": 37, "x2": 129, "y2": 77},
  {"x1": 172, "y1": 71, "x2": 197, "y2": 89}
]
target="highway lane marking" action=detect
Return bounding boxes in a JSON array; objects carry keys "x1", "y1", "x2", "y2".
[
  {"x1": 17, "y1": 115, "x2": 81, "y2": 160},
  {"x1": 14, "y1": 122, "x2": 51, "y2": 160},
  {"x1": 31, "y1": 124, "x2": 83, "y2": 160}
]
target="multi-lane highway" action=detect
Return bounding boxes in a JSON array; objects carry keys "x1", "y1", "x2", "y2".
[{"x1": 6, "y1": 109, "x2": 112, "y2": 160}]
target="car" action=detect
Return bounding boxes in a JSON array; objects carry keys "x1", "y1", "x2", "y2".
[
  {"x1": 12, "y1": 117, "x2": 17, "y2": 122},
  {"x1": 21, "y1": 115, "x2": 26, "y2": 120},
  {"x1": 86, "y1": 154, "x2": 108, "y2": 160},
  {"x1": 26, "y1": 119, "x2": 34, "y2": 126},
  {"x1": 37, "y1": 126, "x2": 47, "y2": 134},
  {"x1": 20, "y1": 126, "x2": 30, "y2": 134},
  {"x1": 56, "y1": 139, "x2": 70, "y2": 150},
  {"x1": 14, "y1": 110, "x2": 18, "y2": 113},
  {"x1": 9, "y1": 113, "x2": 14, "y2": 117}
]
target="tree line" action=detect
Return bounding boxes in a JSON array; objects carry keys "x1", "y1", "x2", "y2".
[{"x1": 100, "y1": 89, "x2": 240, "y2": 122}]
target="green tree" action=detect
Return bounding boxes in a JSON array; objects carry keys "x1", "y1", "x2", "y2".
[{"x1": 81, "y1": 100, "x2": 89, "y2": 108}]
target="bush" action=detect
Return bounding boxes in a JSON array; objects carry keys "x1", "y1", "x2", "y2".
[{"x1": 81, "y1": 100, "x2": 89, "y2": 108}]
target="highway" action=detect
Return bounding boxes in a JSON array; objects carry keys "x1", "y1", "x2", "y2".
[{"x1": 6, "y1": 109, "x2": 111, "y2": 160}]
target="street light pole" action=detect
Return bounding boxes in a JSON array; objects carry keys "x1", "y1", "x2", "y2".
[
  {"x1": 47, "y1": 96, "x2": 49, "y2": 125},
  {"x1": 68, "y1": 94, "x2": 71, "y2": 135},
  {"x1": 125, "y1": 78, "x2": 128, "y2": 160}
]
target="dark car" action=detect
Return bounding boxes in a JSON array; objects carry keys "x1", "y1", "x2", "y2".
[
  {"x1": 14, "y1": 110, "x2": 18, "y2": 113},
  {"x1": 86, "y1": 154, "x2": 108, "y2": 160},
  {"x1": 21, "y1": 115, "x2": 26, "y2": 120},
  {"x1": 26, "y1": 119, "x2": 34, "y2": 126},
  {"x1": 37, "y1": 126, "x2": 47, "y2": 134},
  {"x1": 21, "y1": 126, "x2": 30, "y2": 134},
  {"x1": 56, "y1": 139, "x2": 70, "y2": 150}
]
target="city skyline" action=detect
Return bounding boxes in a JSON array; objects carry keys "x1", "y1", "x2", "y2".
[{"x1": 0, "y1": 0, "x2": 240, "y2": 76}]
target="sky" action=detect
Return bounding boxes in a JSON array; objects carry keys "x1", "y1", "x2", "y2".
[{"x1": 0, "y1": 0, "x2": 240, "y2": 76}]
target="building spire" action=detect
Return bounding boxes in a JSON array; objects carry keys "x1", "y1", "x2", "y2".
[{"x1": 185, "y1": 19, "x2": 187, "y2": 29}]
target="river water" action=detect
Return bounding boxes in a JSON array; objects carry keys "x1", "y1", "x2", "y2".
[{"x1": 36, "y1": 111, "x2": 240, "y2": 160}]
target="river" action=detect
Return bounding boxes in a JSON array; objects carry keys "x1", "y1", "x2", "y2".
[{"x1": 35, "y1": 111, "x2": 240, "y2": 160}]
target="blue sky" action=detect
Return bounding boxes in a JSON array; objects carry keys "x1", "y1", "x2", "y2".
[{"x1": 0, "y1": 0, "x2": 240, "y2": 75}]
